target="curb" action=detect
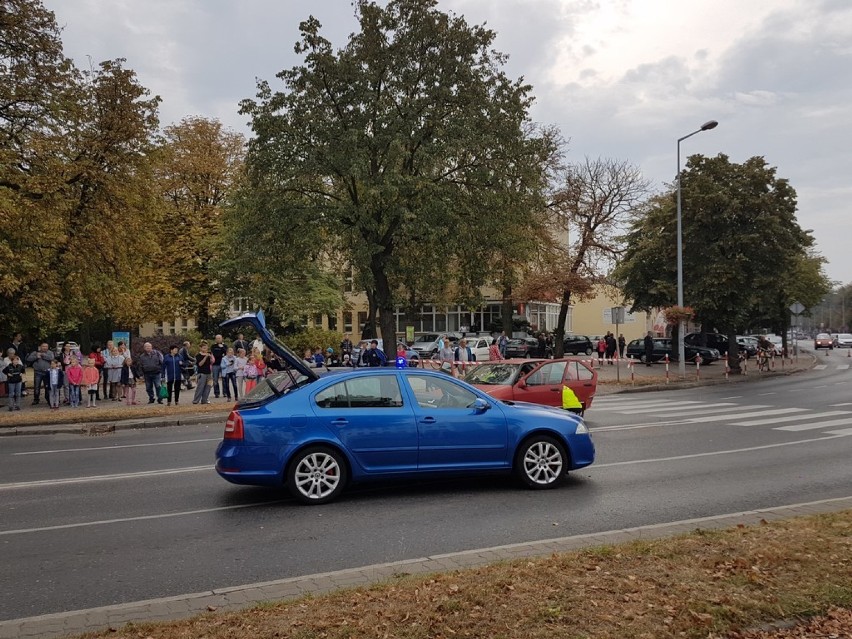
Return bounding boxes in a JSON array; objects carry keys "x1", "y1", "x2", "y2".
[
  {"x1": 0, "y1": 414, "x2": 223, "y2": 437},
  {"x1": 2, "y1": 495, "x2": 850, "y2": 639}
]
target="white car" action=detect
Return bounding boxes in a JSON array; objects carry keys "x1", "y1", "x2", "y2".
[
  {"x1": 834, "y1": 333, "x2": 852, "y2": 348},
  {"x1": 462, "y1": 336, "x2": 493, "y2": 361}
]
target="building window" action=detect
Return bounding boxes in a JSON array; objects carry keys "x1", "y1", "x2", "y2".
[
  {"x1": 343, "y1": 312, "x2": 352, "y2": 333},
  {"x1": 357, "y1": 311, "x2": 367, "y2": 335},
  {"x1": 344, "y1": 268, "x2": 354, "y2": 293},
  {"x1": 327, "y1": 314, "x2": 337, "y2": 331},
  {"x1": 313, "y1": 313, "x2": 324, "y2": 328}
]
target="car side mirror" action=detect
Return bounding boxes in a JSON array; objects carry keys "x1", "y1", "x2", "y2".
[
  {"x1": 517, "y1": 379, "x2": 527, "y2": 389},
  {"x1": 472, "y1": 397, "x2": 491, "y2": 411}
]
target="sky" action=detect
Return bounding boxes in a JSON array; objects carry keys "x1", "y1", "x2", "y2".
[{"x1": 51, "y1": 0, "x2": 852, "y2": 284}]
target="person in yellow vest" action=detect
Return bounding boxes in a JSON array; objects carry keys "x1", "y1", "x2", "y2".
[{"x1": 562, "y1": 384, "x2": 583, "y2": 415}]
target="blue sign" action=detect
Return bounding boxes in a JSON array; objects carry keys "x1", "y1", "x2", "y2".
[{"x1": 112, "y1": 331, "x2": 131, "y2": 351}]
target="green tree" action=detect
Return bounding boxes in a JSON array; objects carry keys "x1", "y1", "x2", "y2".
[
  {"x1": 615, "y1": 154, "x2": 826, "y2": 368},
  {"x1": 0, "y1": 0, "x2": 164, "y2": 336},
  {"x1": 234, "y1": 0, "x2": 555, "y2": 357},
  {"x1": 154, "y1": 117, "x2": 245, "y2": 335}
]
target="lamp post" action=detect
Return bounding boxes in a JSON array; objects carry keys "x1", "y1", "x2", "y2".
[{"x1": 676, "y1": 119, "x2": 718, "y2": 377}]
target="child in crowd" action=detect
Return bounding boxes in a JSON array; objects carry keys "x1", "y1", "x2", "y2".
[
  {"x1": 243, "y1": 355, "x2": 259, "y2": 394},
  {"x1": 312, "y1": 347, "x2": 325, "y2": 368},
  {"x1": 65, "y1": 356, "x2": 83, "y2": 408},
  {"x1": 48, "y1": 359, "x2": 63, "y2": 409},
  {"x1": 121, "y1": 356, "x2": 138, "y2": 405},
  {"x1": 222, "y1": 347, "x2": 237, "y2": 401},
  {"x1": 2, "y1": 354, "x2": 25, "y2": 411},
  {"x1": 82, "y1": 357, "x2": 100, "y2": 407},
  {"x1": 234, "y1": 348, "x2": 247, "y2": 398},
  {"x1": 254, "y1": 350, "x2": 267, "y2": 380},
  {"x1": 303, "y1": 348, "x2": 313, "y2": 366}
]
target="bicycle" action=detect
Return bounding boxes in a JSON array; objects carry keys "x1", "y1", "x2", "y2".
[{"x1": 756, "y1": 348, "x2": 772, "y2": 372}]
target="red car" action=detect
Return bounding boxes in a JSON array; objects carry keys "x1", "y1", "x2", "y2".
[
  {"x1": 814, "y1": 333, "x2": 834, "y2": 350},
  {"x1": 464, "y1": 358, "x2": 597, "y2": 412}
]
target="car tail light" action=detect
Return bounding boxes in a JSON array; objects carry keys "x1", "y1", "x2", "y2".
[{"x1": 224, "y1": 410, "x2": 244, "y2": 440}]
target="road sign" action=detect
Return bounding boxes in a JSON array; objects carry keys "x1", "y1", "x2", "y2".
[{"x1": 789, "y1": 302, "x2": 805, "y2": 315}]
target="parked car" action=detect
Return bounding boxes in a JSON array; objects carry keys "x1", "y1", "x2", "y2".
[
  {"x1": 464, "y1": 358, "x2": 597, "y2": 413},
  {"x1": 410, "y1": 332, "x2": 461, "y2": 358},
  {"x1": 684, "y1": 332, "x2": 730, "y2": 355},
  {"x1": 736, "y1": 336, "x2": 759, "y2": 358},
  {"x1": 504, "y1": 337, "x2": 542, "y2": 358},
  {"x1": 463, "y1": 336, "x2": 493, "y2": 361},
  {"x1": 54, "y1": 341, "x2": 81, "y2": 357},
  {"x1": 814, "y1": 333, "x2": 834, "y2": 350},
  {"x1": 624, "y1": 338, "x2": 720, "y2": 364},
  {"x1": 215, "y1": 312, "x2": 595, "y2": 504},
  {"x1": 834, "y1": 333, "x2": 852, "y2": 348},
  {"x1": 563, "y1": 335, "x2": 593, "y2": 355}
]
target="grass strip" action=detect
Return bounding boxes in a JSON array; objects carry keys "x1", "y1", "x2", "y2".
[{"x1": 75, "y1": 509, "x2": 852, "y2": 639}]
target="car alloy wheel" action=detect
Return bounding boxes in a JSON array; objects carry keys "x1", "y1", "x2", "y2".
[
  {"x1": 288, "y1": 446, "x2": 347, "y2": 505},
  {"x1": 584, "y1": 347, "x2": 592, "y2": 355},
  {"x1": 516, "y1": 435, "x2": 567, "y2": 489}
]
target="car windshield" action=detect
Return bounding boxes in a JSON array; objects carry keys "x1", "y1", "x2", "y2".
[
  {"x1": 817, "y1": 333, "x2": 831, "y2": 339},
  {"x1": 463, "y1": 363, "x2": 520, "y2": 385},
  {"x1": 839, "y1": 334, "x2": 852, "y2": 340},
  {"x1": 413, "y1": 334, "x2": 440, "y2": 344},
  {"x1": 238, "y1": 371, "x2": 310, "y2": 405}
]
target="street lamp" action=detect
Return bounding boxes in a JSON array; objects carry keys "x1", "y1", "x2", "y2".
[{"x1": 676, "y1": 119, "x2": 718, "y2": 377}]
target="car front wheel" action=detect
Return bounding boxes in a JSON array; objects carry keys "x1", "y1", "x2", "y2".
[
  {"x1": 287, "y1": 446, "x2": 348, "y2": 505},
  {"x1": 515, "y1": 435, "x2": 568, "y2": 489}
]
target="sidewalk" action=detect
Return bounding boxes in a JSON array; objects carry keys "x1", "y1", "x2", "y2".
[{"x1": 0, "y1": 350, "x2": 823, "y2": 436}]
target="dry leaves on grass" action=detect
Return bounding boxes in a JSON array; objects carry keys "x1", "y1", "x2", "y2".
[
  {"x1": 78, "y1": 510, "x2": 852, "y2": 639},
  {"x1": 725, "y1": 606, "x2": 852, "y2": 638}
]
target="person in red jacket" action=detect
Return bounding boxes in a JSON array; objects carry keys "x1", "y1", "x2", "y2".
[{"x1": 65, "y1": 356, "x2": 84, "y2": 407}]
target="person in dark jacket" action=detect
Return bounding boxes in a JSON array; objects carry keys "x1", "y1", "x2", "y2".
[
  {"x1": 618, "y1": 334, "x2": 626, "y2": 358},
  {"x1": 643, "y1": 331, "x2": 655, "y2": 367},
  {"x1": 138, "y1": 342, "x2": 164, "y2": 404},
  {"x1": 161, "y1": 345, "x2": 183, "y2": 406},
  {"x1": 2, "y1": 354, "x2": 25, "y2": 411},
  {"x1": 605, "y1": 333, "x2": 617, "y2": 364}
]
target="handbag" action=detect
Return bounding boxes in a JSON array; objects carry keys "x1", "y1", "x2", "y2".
[{"x1": 158, "y1": 383, "x2": 168, "y2": 399}]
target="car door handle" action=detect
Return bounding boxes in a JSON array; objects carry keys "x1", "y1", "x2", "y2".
[
  {"x1": 419, "y1": 417, "x2": 436, "y2": 424},
  {"x1": 331, "y1": 418, "x2": 349, "y2": 425}
]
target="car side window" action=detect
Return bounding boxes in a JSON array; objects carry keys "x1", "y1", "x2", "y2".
[
  {"x1": 407, "y1": 374, "x2": 477, "y2": 409},
  {"x1": 315, "y1": 381, "x2": 349, "y2": 408},
  {"x1": 575, "y1": 363, "x2": 593, "y2": 380},
  {"x1": 315, "y1": 376, "x2": 403, "y2": 409},
  {"x1": 526, "y1": 362, "x2": 567, "y2": 386}
]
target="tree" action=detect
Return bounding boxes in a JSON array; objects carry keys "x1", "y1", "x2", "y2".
[
  {"x1": 520, "y1": 158, "x2": 648, "y2": 356},
  {"x1": 154, "y1": 117, "x2": 245, "y2": 335},
  {"x1": 235, "y1": 0, "x2": 555, "y2": 358},
  {"x1": 0, "y1": 0, "x2": 164, "y2": 335},
  {"x1": 615, "y1": 154, "x2": 827, "y2": 369}
]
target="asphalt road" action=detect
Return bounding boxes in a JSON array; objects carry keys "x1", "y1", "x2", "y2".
[{"x1": 2, "y1": 362, "x2": 851, "y2": 621}]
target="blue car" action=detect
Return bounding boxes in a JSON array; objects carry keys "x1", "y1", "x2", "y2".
[{"x1": 215, "y1": 312, "x2": 595, "y2": 505}]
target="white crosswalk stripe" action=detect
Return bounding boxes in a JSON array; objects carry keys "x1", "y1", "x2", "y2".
[
  {"x1": 732, "y1": 411, "x2": 852, "y2": 427},
  {"x1": 837, "y1": 364, "x2": 850, "y2": 370},
  {"x1": 592, "y1": 396, "x2": 852, "y2": 437},
  {"x1": 813, "y1": 364, "x2": 828, "y2": 370},
  {"x1": 776, "y1": 417, "x2": 852, "y2": 432}
]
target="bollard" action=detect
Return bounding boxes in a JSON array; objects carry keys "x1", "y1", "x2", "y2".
[
  {"x1": 696, "y1": 354, "x2": 702, "y2": 381},
  {"x1": 664, "y1": 354, "x2": 670, "y2": 383},
  {"x1": 628, "y1": 356, "x2": 635, "y2": 386},
  {"x1": 725, "y1": 358, "x2": 729, "y2": 380}
]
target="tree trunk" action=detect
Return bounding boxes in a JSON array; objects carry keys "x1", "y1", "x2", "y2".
[
  {"x1": 725, "y1": 330, "x2": 741, "y2": 373},
  {"x1": 362, "y1": 287, "x2": 378, "y2": 340},
  {"x1": 553, "y1": 289, "x2": 571, "y2": 358},
  {"x1": 501, "y1": 284, "x2": 513, "y2": 336},
  {"x1": 372, "y1": 258, "x2": 396, "y2": 363}
]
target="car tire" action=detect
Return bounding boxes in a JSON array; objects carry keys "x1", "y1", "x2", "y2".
[
  {"x1": 584, "y1": 347, "x2": 592, "y2": 355},
  {"x1": 287, "y1": 446, "x2": 348, "y2": 505},
  {"x1": 515, "y1": 434, "x2": 568, "y2": 489},
  {"x1": 639, "y1": 354, "x2": 648, "y2": 364}
]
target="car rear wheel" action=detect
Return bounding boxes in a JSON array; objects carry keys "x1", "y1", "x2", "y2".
[
  {"x1": 515, "y1": 435, "x2": 568, "y2": 489},
  {"x1": 287, "y1": 446, "x2": 347, "y2": 505},
  {"x1": 584, "y1": 347, "x2": 592, "y2": 355}
]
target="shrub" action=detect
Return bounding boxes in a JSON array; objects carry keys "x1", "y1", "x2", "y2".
[{"x1": 282, "y1": 328, "x2": 344, "y2": 359}]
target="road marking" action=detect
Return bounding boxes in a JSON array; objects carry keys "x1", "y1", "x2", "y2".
[
  {"x1": 776, "y1": 417, "x2": 852, "y2": 432},
  {"x1": 592, "y1": 433, "x2": 852, "y2": 469},
  {"x1": 684, "y1": 408, "x2": 804, "y2": 423},
  {"x1": 814, "y1": 365, "x2": 828, "y2": 370},
  {"x1": 825, "y1": 428, "x2": 852, "y2": 436},
  {"x1": 758, "y1": 392, "x2": 777, "y2": 396},
  {"x1": 838, "y1": 364, "x2": 850, "y2": 370},
  {"x1": 591, "y1": 421, "x2": 690, "y2": 432},
  {"x1": 830, "y1": 402, "x2": 852, "y2": 406},
  {"x1": 719, "y1": 395, "x2": 742, "y2": 399},
  {"x1": 11, "y1": 438, "x2": 221, "y2": 456},
  {"x1": 625, "y1": 402, "x2": 738, "y2": 415},
  {"x1": 0, "y1": 466, "x2": 212, "y2": 490},
  {"x1": 0, "y1": 499, "x2": 288, "y2": 537},
  {"x1": 732, "y1": 411, "x2": 851, "y2": 427},
  {"x1": 595, "y1": 399, "x2": 700, "y2": 409}
]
